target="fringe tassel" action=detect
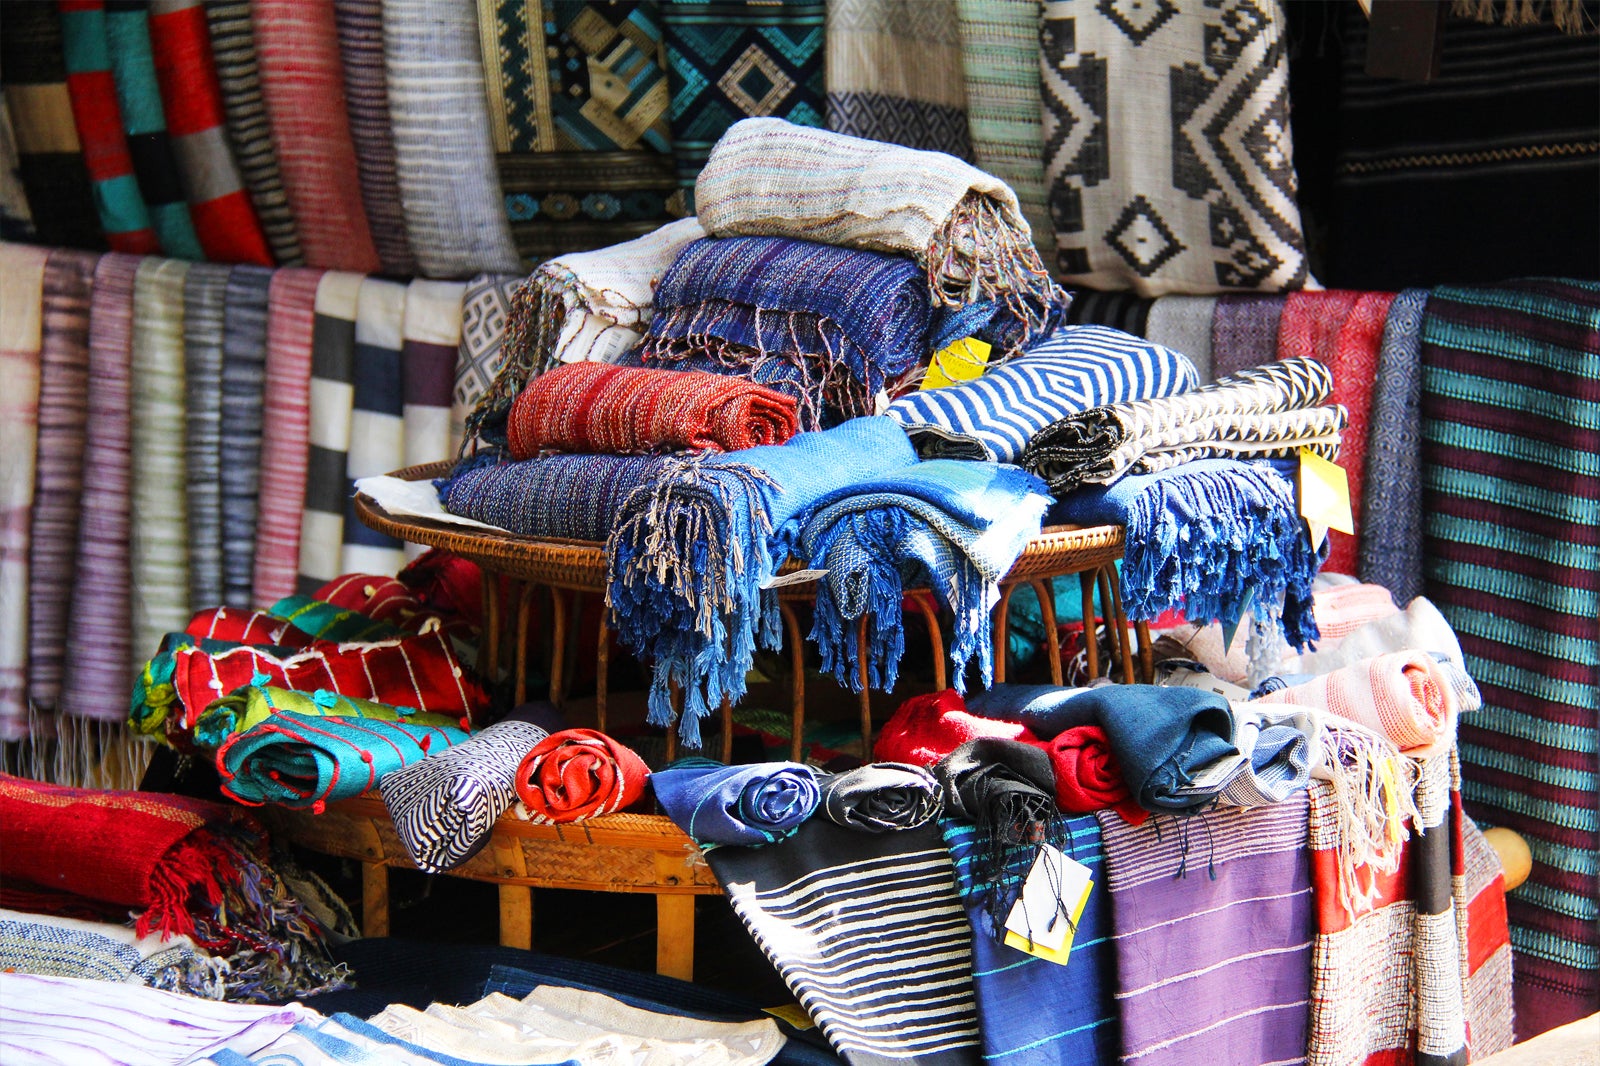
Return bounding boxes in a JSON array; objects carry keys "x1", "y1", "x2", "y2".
[
  {"x1": 461, "y1": 268, "x2": 575, "y2": 455},
  {"x1": 1, "y1": 709, "x2": 154, "y2": 791},
  {"x1": 1323, "y1": 723, "x2": 1424, "y2": 916},
  {"x1": 1450, "y1": 0, "x2": 1595, "y2": 31}
]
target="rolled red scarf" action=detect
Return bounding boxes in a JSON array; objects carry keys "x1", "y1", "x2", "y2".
[
  {"x1": 1042, "y1": 725, "x2": 1147, "y2": 826},
  {"x1": 873, "y1": 689, "x2": 1041, "y2": 768},
  {"x1": 507, "y1": 362, "x2": 801, "y2": 458},
  {"x1": 516, "y1": 728, "x2": 649, "y2": 824}
]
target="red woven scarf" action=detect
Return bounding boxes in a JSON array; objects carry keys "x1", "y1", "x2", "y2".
[
  {"x1": 516, "y1": 728, "x2": 649, "y2": 823},
  {"x1": 507, "y1": 362, "x2": 800, "y2": 458},
  {"x1": 1042, "y1": 725, "x2": 1146, "y2": 825},
  {"x1": 872, "y1": 690, "x2": 1041, "y2": 767}
]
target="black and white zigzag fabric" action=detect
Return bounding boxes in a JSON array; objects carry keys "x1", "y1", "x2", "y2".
[
  {"x1": 885, "y1": 324, "x2": 1198, "y2": 463},
  {"x1": 706, "y1": 818, "x2": 983, "y2": 1066},
  {"x1": 378, "y1": 718, "x2": 548, "y2": 873},
  {"x1": 1022, "y1": 355, "x2": 1344, "y2": 493}
]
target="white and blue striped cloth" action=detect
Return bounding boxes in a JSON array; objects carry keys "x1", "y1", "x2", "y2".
[{"x1": 885, "y1": 324, "x2": 1199, "y2": 463}]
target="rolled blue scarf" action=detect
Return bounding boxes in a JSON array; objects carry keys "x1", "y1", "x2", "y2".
[{"x1": 651, "y1": 759, "x2": 821, "y2": 848}]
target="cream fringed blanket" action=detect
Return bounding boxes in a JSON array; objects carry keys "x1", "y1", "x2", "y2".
[{"x1": 694, "y1": 118, "x2": 1068, "y2": 354}]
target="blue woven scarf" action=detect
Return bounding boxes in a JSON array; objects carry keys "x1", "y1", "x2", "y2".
[
  {"x1": 651, "y1": 758, "x2": 821, "y2": 848},
  {"x1": 438, "y1": 453, "x2": 671, "y2": 542},
  {"x1": 1051, "y1": 458, "x2": 1322, "y2": 649},
  {"x1": 608, "y1": 417, "x2": 918, "y2": 745},
  {"x1": 799, "y1": 460, "x2": 1050, "y2": 695}
]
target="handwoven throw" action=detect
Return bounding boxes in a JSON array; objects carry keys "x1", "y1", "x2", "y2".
[
  {"x1": 1019, "y1": 355, "x2": 1341, "y2": 493},
  {"x1": 1098, "y1": 797, "x2": 1313, "y2": 1066},
  {"x1": 1039, "y1": 0, "x2": 1308, "y2": 295},
  {"x1": 439, "y1": 452, "x2": 670, "y2": 541},
  {"x1": 181, "y1": 262, "x2": 229, "y2": 607},
  {"x1": 380, "y1": 717, "x2": 549, "y2": 873},
  {"x1": 695, "y1": 118, "x2": 1066, "y2": 352},
  {"x1": 60, "y1": 253, "x2": 139, "y2": 723},
  {"x1": 146, "y1": 0, "x2": 273, "y2": 265},
  {"x1": 1256, "y1": 651, "x2": 1477, "y2": 758},
  {"x1": 0, "y1": 909, "x2": 226, "y2": 999},
  {"x1": 217, "y1": 707, "x2": 470, "y2": 810},
  {"x1": 1359, "y1": 289, "x2": 1428, "y2": 603},
  {"x1": 27, "y1": 250, "x2": 95, "y2": 714},
  {"x1": 509, "y1": 362, "x2": 800, "y2": 457},
  {"x1": 1210, "y1": 293, "x2": 1284, "y2": 379},
  {"x1": 454, "y1": 273, "x2": 517, "y2": 447},
  {"x1": 801, "y1": 460, "x2": 1050, "y2": 694},
  {"x1": 1461, "y1": 811, "x2": 1516, "y2": 1058},
  {"x1": 221, "y1": 264, "x2": 272, "y2": 606},
  {"x1": 472, "y1": 216, "x2": 706, "y2": 449},
  {"x1": 103, "y1": 2, "x2": 205, "y2": 259},
  {"x1": 1215, "y1": 704, "x2": 1318, "y2": 808},
  {"x1": 1051, "y1": 458, "x2": 1323, "y2": 648},
  {"x1": 1044, "y1": 725, "x2": 1144, "y2": 825},
  {"x1": 333, "y1": 0, "x2": 415, "y2": 276},
  {"x1": 0, "y1": 244, "x2": 48, "y2": 738},
  {"x1": 194, "y1": 683, "x2": 461, "y2": 752},
  {"x1": 58, "y1": 2, "x2": 161, "y2": 253},
  {"x1": 183, "y1": 606, "x2": 317, "y2": 650},
  {"x1": 298, "y1": 271, "x2": 362, "y2": 594},
  {"x1": 203, "y1": 0, "x2": 303, "y2": 265},
  {"x1": 1419, "y1": 279, "x2": 1599, "y2": 1037},
  {"x1": 1144, "y1": 295, "x2": 1218, "y2": 383},
  {"x1": 383, "y1": 0, "x2": 520, "y2": 277},
  {"x1": 608, "y1": 416, "x2": 918, "y2": 744},
  {"x1": 953, "y1": 0, "x2": 1050, "y2": 254},
  {"x1": 705, "y1": 817, "x2": 983, "y2": 1065},
  {"x1": 819, "y1": 763, "x2": 941, "y2": 833},
  {"x1": 662, "y1": 3, "x2": 825, "y2": 208},
  {"x1": 261, "y1": 595, "x2": 405, "y2": 643},
  {"x1": 1066, "y1": 289, "x2": 1154, "y2": 337},
  {"x1": 342, "y1": 278, "x2": 408, "y2": 576},
  {"x1": 476, "y1": 0, "x2": 678, "y2": 263},
  {"x1": 129, "y1": 257, "x2": 192, "y2": 666},
  {"x1": 886, "y1": 324, "x2": 1199, "y2": 463},
  {"x1": 253, "y1": 0, "x2": 380, "y2": 272},
  {"x1": 252, "y1": 267, "x2": 322, "y2": 606},
  {"x1": 940, "y1": 815, "x2": 1119, "y2": 1066},
  {"x1": 402, "y1": 279, "x2": 464, "y2": 465},
  {"x1": 1278, "y1": 291, "x2": 1395, "y2": 576},
  {"x1": 825, "y1": 0, "x2": 970, "y2": 157},
  {"x1": 872, "y1": 689, "x2": 1042, "y2": 768},
  {"x1": 515, "y1": 729, "x2": 650, "y2": 825},
  {"x1": 653, "y1": 760, "x2": 820, "y2": 848},
  {"x1": 0, "y1": 4, "x2": 103, "y2": 250}
]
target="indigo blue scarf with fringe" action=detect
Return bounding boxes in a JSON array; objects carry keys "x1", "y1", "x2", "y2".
[
  {"x1": 1050, "y1": 458, "x2": 1322, "y2": 648},
  {"x1": 799, "y1": 460, "x2": 1050, "y2": 695},
  {"x1": 438, "y1": 453, "x2": 671, "y2": 541},
  {"x1": 609, "y1": 417, "x2": 919, "y2": 746}
]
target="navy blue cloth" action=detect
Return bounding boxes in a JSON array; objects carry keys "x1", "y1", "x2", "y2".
[
  {"x1": 1057, "y1": 685, "x2": 1239, "y2": 814},
  {"x1": 652, "y1": 759, "x2": 821, "y2": 847},
  {"x1": 962, "y1": 685, "x2": 1098, "y2": 740}
]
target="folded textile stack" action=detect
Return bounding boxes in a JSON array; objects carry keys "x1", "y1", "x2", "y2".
[{"x1": 0, "y1": 908, "x2": 228, "y2": 1000}]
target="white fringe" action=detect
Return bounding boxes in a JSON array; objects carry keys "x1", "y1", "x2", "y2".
[{"x1": 2, "y1": 707, "x2": 155, "y2": 791}]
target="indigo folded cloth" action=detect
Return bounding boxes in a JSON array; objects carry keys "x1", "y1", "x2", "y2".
[
  {"x1": 1051, "y1": 458, "x2": 1323, "y2": 649},
  {"x1": 515, "y1": 729, "x2": 650, "y2": 825},
  {"x1": 1021, "y1": 356, "x2": 1344, "y2": 492},
  {"x1": 438, "y1": 453, "x2": 671, "y2": 541},
  {"x1": 886, "y1": 324, "x2": 1198, "y2": 463},
  {"x1": 609, "y1": 417, "x2": 919, "y2": 744},
  {"x1": 217, "y1": 707, "x2": 469, "y2": 810},
  {"x1": 801, "y1": 460, "x2": 1050, "y2": 694},
  {"x1": 640, "y1": 235, "x2": 933, "y2": 426},
  {"x1": 819, "y1": 763, "x2": 942, "y2": 832},
  {"x1": 193, "y1": 684, "x2": 462, "y2": 751},
  {"x1": 873, "y1": 690, "x2": 1041, "y2": 767},
  {"x1": 652, "y1": 760, "x2": 821, "y2": 848},
  {"x1": 694, "y1": 117, "x2": 1068, "y2": 354},
  {"x1": 380, "y1": 717, "x2": 551, "y2": 872},
  {"x1": 1045, "y1": 726, "x2": 1145, "y2": 825},
  {"x1": 473, "y1": 217, "x2": 707, "y2": 450},
  {"x1": 1216, "y1": 705, "x2": 1318, "y2": 807},
  {"x1": 507, "y1": 362, "x2": 800, "y2": 458},
  {"x1": 962, "y1": 683, "x2": 1096, "y2": 738},
  {"x1": 1255, "y1": 650, "x2": 1476, "y2": 757}
]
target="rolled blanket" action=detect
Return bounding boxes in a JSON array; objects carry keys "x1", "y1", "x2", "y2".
[
  {"x1": 194, "y1": 684, "x2": 462, "y2": 751},
  {"x1": 507, "y1": 362, "x2": 800, "y2": 458},
  {"x1": 514, "y1": 729, "x2": 650, "y2": 825},
  {"x1": 694, "y1": 117, "x2": 1068, "y2": 352},
  {"x1": 1022, "y1": 356, "x2": 1347, "y2": 492},
  {"x1": 1255, "y1": 651, "x2": 1475, "y2": 757},
  {"x1": 1051, "y1": 458, "x2": 1323, "y2": 649},
  {"x1": 217, "y1": 708, "x2": 469, "y2": 810},
  {"x1": 801, "y1": 460, "x2": 1050, "y2": 693},
  {"x1": 472, "y1": 217, "x2": 707, "y2": 449},
  {"x1": 640, "y1": 236, "x2": 933, "y2": 427},
  {"x1": 819, "y1": 763, "x2": 943, "y2": 832},
  {"x1": 380, "y1": 714, "x2": 554, "y2": 872},
  {"x1": 608, "y1": 416, "x2": 919, "y2": 744},
  {"x1": 963, "y1": 683, "x2": 1096, "y2": 738},
  {"x1": 872, "y1": 689, "x2": 1041, "y2": 767},
  {"x1": 885, "y1": 324, "x2": 1199, "y2": 463},
  {"x1": 1044, "y1": 725, "x2": 1146, "y2": 825},
  {"x1": 182, "y1": 603, "x2": 393, "y2": 649},
  {"x1": 1218, "y1": 705, "x2": 1320, "y2": 807},
  {"x1": 652, "y1": 760, "x2": 820, "y2": 848},
  {"x1": 438, "y1": 453, "x2": 671, "y2": 541}
]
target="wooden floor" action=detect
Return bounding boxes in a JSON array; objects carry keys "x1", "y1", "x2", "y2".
[{"x1": 1477, "y1": 1014, "x2": 1599, "y2": 1066}]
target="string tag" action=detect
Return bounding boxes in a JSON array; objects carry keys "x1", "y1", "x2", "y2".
[
  {"x1": 1220, "y1": 586, "x2": 1257, "y2": 654},
  {"x1": 921, "y1": 336, "x2": 992, "y2": 390},
  {"x1": 761, "y1": 568, "x2": 829, "y2": 590},
  {"x1": 1298, "y1": 449, "x2": 1354, "y2": 539},
  {"x1": 1003, "y1": 843, "x2": 1093, "y2": 965}
]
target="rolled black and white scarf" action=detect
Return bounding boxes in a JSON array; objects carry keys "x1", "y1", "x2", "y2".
[{"x1": 819, "y1": 763, "x2": 943, "y2": 832}]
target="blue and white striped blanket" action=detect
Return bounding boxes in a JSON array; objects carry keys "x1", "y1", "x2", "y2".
[{"x1": 885, "y1": 324, "x2": 1198, "y2": 463}]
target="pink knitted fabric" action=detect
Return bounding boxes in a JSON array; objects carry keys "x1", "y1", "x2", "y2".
[
  {"x1": 1257, "y1": 650, "x2": 1457, "y2": 756},
  {"x1": 1311, "y1": 583, "x2": 1400, "y2": 640}
]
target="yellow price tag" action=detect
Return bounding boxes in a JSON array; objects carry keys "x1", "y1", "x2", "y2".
[
  {"x1": 1298, "y1": 448, "x2": 1355, "y2": 535},
  {"x1": 921, "y1": 336, "x2": 992, "y2": 390},
  {"x1": 763, "y1": 1004, "x2": 815, "y2": 1030}
]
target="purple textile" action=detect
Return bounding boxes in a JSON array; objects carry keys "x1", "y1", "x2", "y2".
[
  {"x1": 1210, "y1": 295, "x2": 1285, "y2": 381},
  {"x1": 1095, "y1": 796, "x2": 1313, "y2": 1066}
]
